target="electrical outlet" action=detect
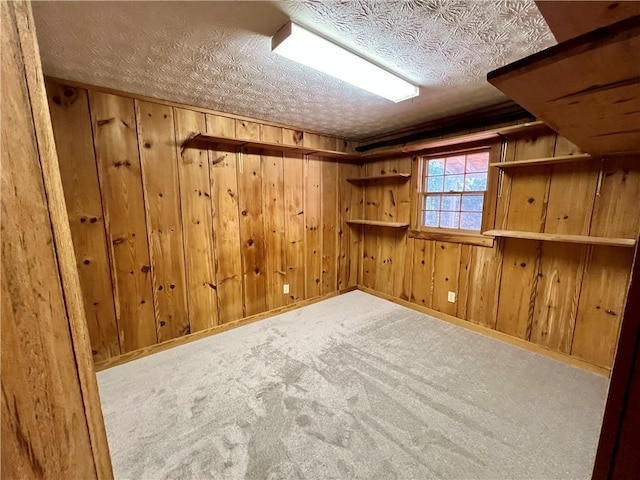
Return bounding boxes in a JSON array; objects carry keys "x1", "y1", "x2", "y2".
[
  {"x1": 283, "y1": 284, "x2": 290, "y2": 294},
  {"x1": 447, "y1": 291, "x2": 456, "y2": 303}
]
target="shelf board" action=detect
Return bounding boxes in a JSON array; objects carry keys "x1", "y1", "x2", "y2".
[
  {"x1": 484, "y1": 230, "x2": 636, "y2": 247},
  {"x1": 346, "y1": 220, "x2": 410, "y2": 228},
  {"x1": 487, "y1": 15, "x2": 640, "y2": 155},
  {"x1": 189, "y1": 133, "x2": 360, "y2": 160},
  {"x1": 347, "y1": 173, "x2": 411, "y2": 183},
  {"x1": 490, "y1": 153, "x2": 594, "y2": 168}
]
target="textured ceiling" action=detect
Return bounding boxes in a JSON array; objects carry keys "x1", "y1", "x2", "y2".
[{"x1": 33, "y1": 1, "x2": 555, "y2": 140}]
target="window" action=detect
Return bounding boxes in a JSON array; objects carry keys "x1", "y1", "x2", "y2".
[{"x1": 418, "y1": 150, "x2": 490, "y2": 232}]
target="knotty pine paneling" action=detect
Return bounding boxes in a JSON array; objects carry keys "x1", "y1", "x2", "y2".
[
  {"x1": 137, "y1": 100, "x2": 190, "y2": 342},
  {"x1": 356, "y1": 133, "x2": 639, "y2": 370},
  {"x1": 48, "y1": 80, "x2": 354, "y2": 363},
  {"x1": 89, "y1": 91, "x2": 157, "y2": 353},
  {"x1": 46, "y1": 81, "x2": 120, "y2": 361},
  {"x1": 174, "y1": 108, "x2": 219, "y2": 332}
]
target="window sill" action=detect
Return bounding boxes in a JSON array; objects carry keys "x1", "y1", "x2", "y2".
[{"x1": 408, "y1": 228, "x2": 495, "y2": 247}]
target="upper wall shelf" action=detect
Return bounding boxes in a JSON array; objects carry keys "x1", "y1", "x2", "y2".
[
  {"x1": 189, "y1": 133, "x2": 360, "y2": 161},
  {"x1": 191, "y1": 122, "x2": 553, "y2": 164},
  {"x1": 487, "y1": 15, "x2": 640, "y2": 156},
  {"x1": 484, "y1": 229, "x2": 636, "y2": 248},
  {"x1": 490, "y1": 153, "x2": 595, "y2": 169},
  {"x1": 346, "y1": 219, "x2": 410, "y2": 228},
  {"x1": 347, "y1": 173, "x2": 411, "y2": 183}
]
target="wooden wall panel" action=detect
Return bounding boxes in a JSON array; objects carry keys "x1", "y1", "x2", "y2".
[
  {"x1": 321, "y1": 160, "x2": 338, "y2": 294},
  {"x1": 355, "y1": 129, "x2": 636, "y2": 370},
  {"x1": 465, "y1": 244, "x2": 502, "y2": 328},
  {"x1": 89, "y1": 92, "x2": 157, "y2": 352},
  {"x1": 49, "y1": 79, "x2": 352, "y2": 363},
  {"x1": 262, "y1": 150, "x2": 287, "y2": 309},
  {"x1": 46, "y1": 83, "x2": 120, "y2": 361},
  {"x1": 284, "y1": 155, "x2": 306, "y2": 304},
  {"x1": 337, "y1": 162, "x2": 362, "y2": 290},
  {"x1": 304, "y1": 156, "x2": 323, "y2": 298},
  {"x1": 137, "y1": 100, "x2": 190, "y2": 341},
  {"x1": 393, "y1": 157, "x2": 413, "y2": 300},
  {"x1": 572, "y1": 247, "x2": 634, "y2": 367},
  {"x1": 374, "y1": 160, "x2": 398, "y2": 295},
  {"x1": 411, "y1": 239, "x2": 435, "y2": 308},
  {"x1": 530, "y1": 243, "x2": 585, "y2": 353},
  {"x1": 431, "y1": 242, "x2": 461, "y2": 316},
  {"x1": 237, "y1": 150, "x2": 268, "y2": 316},
  {"x1": 207, "y1": 118, "x2": 244, "y2": 324},
  {"x1": 590, "y1": 157, "x2": 640, "y2": 238},
  {"x1": 174, "y1": 107, "x2": 219, "y2": 332},
  {"x1": 496, "y1": 239, "x2": 540, "y2": 339}
]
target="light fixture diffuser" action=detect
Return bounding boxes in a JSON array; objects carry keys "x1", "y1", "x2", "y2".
[{"x1": 272, "y1": 22, "x2": 419, "y2": 103}]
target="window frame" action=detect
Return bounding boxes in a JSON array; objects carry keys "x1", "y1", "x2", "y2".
[{"x1": 409, "y1": 143, "x2": 501, "y2": 247}]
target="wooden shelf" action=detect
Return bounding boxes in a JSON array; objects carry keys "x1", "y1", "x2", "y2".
[
  {"x1": 189, "y1": 133, "x2": 360, "y2": 160},
  {"x1": 490, "y1": 153, "x2": 594, "y2": 168},
  {"x1": 347, "y1": 173, "x2": 411, "y2": 183},
  {"x1": 487, "y1": 15, "x2": 640, "y2": 156},
  {"x1": 484, "y1": 230, "x2": 636, "y2": 248},
  {"x1": 346, "y1": 220, "x2": 410, "y2": 228}
]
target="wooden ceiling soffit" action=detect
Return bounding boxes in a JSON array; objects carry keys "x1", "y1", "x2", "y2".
[{"x1": 487, "y1": 15, "x2": 640, "y2": 156}]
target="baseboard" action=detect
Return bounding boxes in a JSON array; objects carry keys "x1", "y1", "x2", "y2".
[
  {"x1": 357, "y1": 285, "x2": 611, "y2": 377},
  {"x1": 94, "y1": 286, "x2": 357, "y2": 372}
]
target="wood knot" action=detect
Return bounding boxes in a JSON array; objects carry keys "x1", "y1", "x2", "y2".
[
  {"x1": 160, "y1": 321, "x2": 166, "y2": 327},
  {"x1": 527, "y1": 197, "x2": 535, "y2": 204},
  {"x1": 520, "y1": 262, "x2": 527, "y2": 268},
  {"x1": 83, "y1": 259, "x2": 90, "y2": 265},
  {"x1": 247, "y1": 239, "x2": 254, "y2": 246},
  {"x1": 241, "y1": 210, "x2": 248, "y2": 216},
  {"x1": 141, "y1": 265, "x2": 150, "y2": 273},
  {"x1": 144, "y1": 142, "x2": 151, "y2": 149}
]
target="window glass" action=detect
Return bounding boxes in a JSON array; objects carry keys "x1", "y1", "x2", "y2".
[{"x1": 420, "y1": 150, "x2": 490, "y2": 232}]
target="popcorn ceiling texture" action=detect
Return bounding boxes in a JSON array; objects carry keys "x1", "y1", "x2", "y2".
[{"x1": 33, "y1": 1, "x2": 555, "y2": 140}]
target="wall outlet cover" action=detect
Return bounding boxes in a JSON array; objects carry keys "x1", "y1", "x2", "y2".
[
  {"x1": 283, "y1": 284, "x2": 290, "y2": 294},
  {"x1": 447, "y1": 291, "x2": 456, "y2": 303}
]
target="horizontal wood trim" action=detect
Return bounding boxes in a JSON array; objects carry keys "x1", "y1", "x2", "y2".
[
  {"x1": 490, "y1": 153, "x2": 595, "y2": 168},
  {"x1": 94, "y1": 287, "x2": 357, "y2": 371},
  {"x1": 346, "y1": 220, "x2": 410, "y2": 228},
  {"x1": 191, "y1": 133, "x2": 359, "y2": 161},
  {"x1": 484, "y1": 229, "x2": 636, "y2": 247},
  {"x1": 357, "y1": 286, "x2": 611, "y2": 377},
  {"x1": 346, "y1": 173, "x2": 411, "y2": 182},
  {"x1": 408, "y1": 229, "x2": 495, "y2": 247}
]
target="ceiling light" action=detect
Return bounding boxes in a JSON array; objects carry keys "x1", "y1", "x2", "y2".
[{"x1": 272, "y1": 21, "x2": 419, "y2": 103}]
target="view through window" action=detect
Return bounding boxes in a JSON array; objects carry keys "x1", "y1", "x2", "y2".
[{"x1": 419, "y1": 150, "x2": 490, "y2": 231}]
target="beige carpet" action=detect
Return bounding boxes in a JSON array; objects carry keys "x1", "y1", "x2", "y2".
[{"x1": 97, "y1": 291, "x2": 608, "y2": 479}]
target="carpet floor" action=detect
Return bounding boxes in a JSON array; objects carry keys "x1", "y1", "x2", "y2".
[{"x1": 97, "y1": 291, "x2": 608, "y2": 480}]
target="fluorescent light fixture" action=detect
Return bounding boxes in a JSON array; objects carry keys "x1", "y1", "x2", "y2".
[{"x1": 272, "y1": 22, "x2": 419, "y2": 103}]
